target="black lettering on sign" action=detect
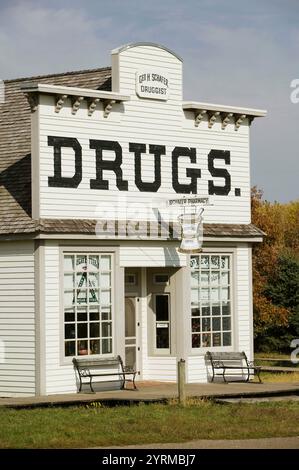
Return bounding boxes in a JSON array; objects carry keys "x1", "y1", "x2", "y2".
[
  {"x1": 48, "y1": 136, "x2": 82, "y2": 188},
  {"x1": 89, "y1": 140, "x2": 128, "y2": 191},
  {"x1": 130, "y1": 143, "x2": 165, "y2": 192},
  {"x1": 172, "y1": 147, "x2": 201, "y2": 194},
  {"x1": 208, "y1": 149, "x2": 231, "y2": 195}
]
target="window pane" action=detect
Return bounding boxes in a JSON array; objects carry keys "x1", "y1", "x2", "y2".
[
  {"x1": 212, "y1": 333, "x2": 221, "y2": 347},
  {"x1": 88, "y1": 255, "x2": 99, "y2": 271},
  {"x1": 65, "y1": 341, "x2": 75, "y2": 356},
  {"x1": 192, "y1": 307, "x2": 200, "y2": 317},
  {"x1": 211, "y1": 256, "x2": 220, "y2": 268},
  {"x1": 64, "y1": 290, "x2": 75, "y2": 307},
  {"x1": 90, "y1": 323, "x2": 100, "y2": 338},
  {"x1": 89, "y1": 272, "x2": 99, "y2": 288},
  {"x1": 212, "y1": 305, "x2": 221, "y2": 316},
  {"x1": 192, "y1": 334, "x2": 201, "y2": 348},
  {"x1": 65, "y1": 324, "x2": 75, "y2": 339},
  {"x1": 78, "y1": 340, "x2": 88, "y2": 355},
  {"x1": 90, "y1": 339, "x2": 100, "y2": 355},
  {"x1": 222, "y1": 303, "x2": 230, "y2": 316},
  {"x1": 221, "y1": 271, "x2": 229, "y2": 285},
  {"x1": 100, "y1": 290, "x2": 111, "y2": 306},
  {"x1": 211, "y1": 271, "x2": 220, "y2": 286},
  {"x1": 190, "y1": 256, "x2": 200, "y2": 269},
  {"x1": 102, "y1": 308, "x2": 111, "y2": 321},
  {"x1": 223, "y1": 332, "x2": 231, "y2": 346},
  {"x1": 89, "y1": 288, "x2": 99, "y2": 304},
  {"x1": 191, "y1": 289, "x2": 199, "y2": 305},
  {"x1": 76, "y1": 272, "x2": 87, "y2": 288},
  {"x1": 211, "y1": 288, "x2": 219, "y2": 302},
  {"x1": 192, "y1": 318, "x2": 201, "y2": 332},
  {"x1": 200, "y1": 271, "x2": 209, "y2": 286},
  {"x1": 77, "y1": 289, "x2": 87, "y2": 305},
  {"x1": 90, "y1": 305, "x2": 100, "y2": 321},
  {"x1": 191, "y1": 271, "x2": 199, "y2": 287},
  {"x1": 212, "y1": 317, "x2": 221, "y2": 331},
  {"x1": 201, "y1": 256, "x2": 209, "y2": 268},
  {"x1": 64, "y1": 308, "x2": 75, "y2": 323},
  {"x1": 64, "y1": 255, "x2": 74, "y2": 271},
  {"x1": 202, "y1": 333, "x2": 211, "y2": 347},
  {"x1": 76, "y1": 256, "x2": 87, "y2": 271},
  {"x1": 78, "y1": 323, "x2": 87, "y2": 338},
  {"x1": 223, "y1": 317, "x2": 231, "y2": 331},
  {"x1": 156, "y1": 325, "x2": 169, "y2": 349},
  {"x1": 102, "y1": 338, "x2": 112, "y2": 354},
  {"x1": 202, "y1": 318, "x2": 211, "y2": 332},
  {"x1": 221, "y1": 256, "x2": 229, "y2": 269},
  {"x1": 201, "y1": 304, "x2": 210, "y2": 316},
  {"x1": 77, "y1": 306, "x2": 87, "y2": 322},
  {"x1": 101, "y1": 272, "x2": 111, "y2": 289},
  {"x1": 201, "y1": 288, "x2": 209, "y2": 301},
  {"x1": 221, "y1": 287, "x2": 229, "y2": 301},
  {"x1": 102, "y1": 322, "x2": 112, "y2": 338},
  {"x1": 64, "y1": 274, "x2": 74, "y2": 289},
  {"x1": 100, "y1": 256, "x2": 111, "y2": 271},
  {"x1": 156, "y1": 295, "x2": 169, "y2": 321}
]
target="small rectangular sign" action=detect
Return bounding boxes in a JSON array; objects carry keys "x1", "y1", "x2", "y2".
[
  {"x1": 168, "y1": 197, "x2": 210, "y2": 207},
  {"x1": 157, "y1": 323, "x2": 169, "y2": 328},
  {"x1": 136, "y1": 70, "x2": 169, "y2": 100}
]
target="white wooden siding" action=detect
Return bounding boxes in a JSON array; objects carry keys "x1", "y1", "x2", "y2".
[
  {"x1": 0, "y1": 242, "x2": 36, "y2": 397},
  {"x1": 120, "y1": 243, "x2": 186, "y2": 267},
  {"x1": 36, "y1": 45, "x2": 251, "y2": 224}
]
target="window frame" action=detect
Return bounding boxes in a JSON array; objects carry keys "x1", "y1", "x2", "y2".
[
  {"x1": 59, "y1": 248, "x2": 115, "y2": 365},
  {"x1": 190, "y1": 251, "x2": 236, "y2": 354},
  {"x1": 153, "y1": 292, "x2": 171, "y2": 355}
]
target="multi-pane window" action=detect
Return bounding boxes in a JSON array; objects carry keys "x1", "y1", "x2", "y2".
[
  {"x1": 191, "y1": 254, "x2": 232, "y2": 348},
  {"x1": 63, "y1": 254, "x2": 113, "y2": 357}
]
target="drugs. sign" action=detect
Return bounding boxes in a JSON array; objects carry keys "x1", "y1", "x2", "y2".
[{"x1": 136, "y1": 70, "x2": 169, "y2": 100}]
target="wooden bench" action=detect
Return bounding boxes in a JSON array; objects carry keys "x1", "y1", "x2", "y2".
[
  {"x1": 72, "y1": 355, "x2": 137, "y2": 392},
  {"x1": 205, "y1": 351, "x2": 262, "y2": 383}
]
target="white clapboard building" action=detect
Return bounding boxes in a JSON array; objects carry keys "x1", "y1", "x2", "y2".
[{"x1": 0, "y1": 43, "x2": 266, "y2": 397}]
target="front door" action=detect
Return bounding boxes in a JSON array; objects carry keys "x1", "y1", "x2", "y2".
[{"x1": 125, "y1": 297, "x2": 137, "y2": 370}]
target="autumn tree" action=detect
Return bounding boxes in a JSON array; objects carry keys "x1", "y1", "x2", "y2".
[{"x1": 251, "y1": 187, "x2": 299, "y2": 351}]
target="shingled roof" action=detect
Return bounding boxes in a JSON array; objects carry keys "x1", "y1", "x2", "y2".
[
  {"x1": 0, "y1": 67, "x2": 111, "y2": 235},
  {"x1": 0, "y1": 66, "x2": 263, "y2": 240}
]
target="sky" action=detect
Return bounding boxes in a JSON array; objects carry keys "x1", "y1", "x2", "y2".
[{"x1": 0, "y1": 0, "x2": 298, "y2": 202}]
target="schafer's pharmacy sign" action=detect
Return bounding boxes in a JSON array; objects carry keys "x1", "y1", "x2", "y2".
[{"x1": 136, "y1": 69, "x2": 170, "y2": 100}]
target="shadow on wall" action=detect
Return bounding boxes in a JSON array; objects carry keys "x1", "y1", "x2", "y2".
[{"x1": 0, "y1": 153, "x2": 32, "y2": 217}]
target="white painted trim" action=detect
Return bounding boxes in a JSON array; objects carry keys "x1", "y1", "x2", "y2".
[
  {"x1": 183, "y1": 101, "x2": 267, "y2": 117},
  {"x1": 20, "y1": 83, "x2": 130, "y2": 102},
  {"x1": 34, "y1": 240, "x2": 46, "y2": 395},
  {"x1": 111, "y1": 42, "x2": 183, "y2": 62}
]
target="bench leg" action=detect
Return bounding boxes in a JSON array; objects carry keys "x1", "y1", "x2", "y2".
[
  {"x1": 223, "y1": 368, "x2": 228, "y2": 383},
  {"x1": 132, "y1": 373, "x2": 137, "y2": 390},
  {"x1": 89, "y1": 376, "x2": 95, "y2": 393},
  {"x1": 211, "y1": 368, "x2": 215, "y2": 382},
  {"x1": 256, "y1": 368, "x2": 262, "y2": 384},
  {"x1": 246, "y1": 368, "x2": 250, "y2": 382},
  {"x1": 79, "y1": 377, "x2": 82, "y2": 392}
]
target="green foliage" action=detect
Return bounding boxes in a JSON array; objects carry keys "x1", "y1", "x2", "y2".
[{"x1": 251, "y1": 188, "x2": 299, "y2": 353}]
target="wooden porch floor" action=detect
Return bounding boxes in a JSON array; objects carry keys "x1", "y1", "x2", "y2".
[{"x1": 1, "y1": 380, "x2": 299, "y2": 408}]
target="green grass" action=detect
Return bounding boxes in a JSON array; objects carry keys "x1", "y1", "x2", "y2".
[{"x1": 1, "y1": 400, "x2": 299, "y2": 448}]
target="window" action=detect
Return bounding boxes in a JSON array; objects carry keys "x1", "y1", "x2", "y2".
[
  {"x1": 190, "y1": 254, "x2": 232, "y2": 348},
  {"x1": 153, "y1": 274, "x2": 169, "y2": 285},
  {"x1": 154, "y1": 294, "x2": 170, "y2": 351},
  {"x1": 63, "y1": 254, "x2": 113, "y2": 357}
]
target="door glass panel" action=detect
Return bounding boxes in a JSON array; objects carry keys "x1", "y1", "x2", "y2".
[{"x1": 156, "y1": 295, "x2": 169, "y2": 321}]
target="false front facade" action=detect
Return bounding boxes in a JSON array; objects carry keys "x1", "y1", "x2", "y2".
[{"x1": 0, "y1": 43, "x2": 265, "y2": 396}]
